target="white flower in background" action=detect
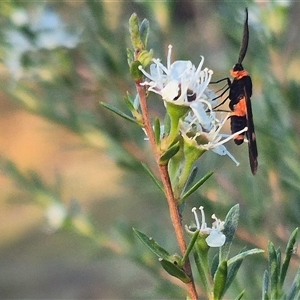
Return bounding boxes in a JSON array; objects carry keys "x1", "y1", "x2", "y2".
[
  {"x1": 45, "y1": 202, "x2": 68, "y2": 230},
  {"x1": 139, "y1": 45, "x2": 214, "y2": 105},
  {"x1": 189, "y1": 206, "x2": 226, "y2": 247},
  {"x1": 6, "y1": 6, "x2": 81, "y2": 79}
]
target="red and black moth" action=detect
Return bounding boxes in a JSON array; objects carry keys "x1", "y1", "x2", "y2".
[
  {"x1": 215, "y1": 8, "x2": 258, "y2": 174},
  {"x1": 230, "y1": 8, "x2": 258, "y2": 174}
]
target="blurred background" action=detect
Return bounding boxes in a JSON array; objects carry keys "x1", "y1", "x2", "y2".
[{"x1": 0, "y1": 1, "x2": 300, "y2": 299}]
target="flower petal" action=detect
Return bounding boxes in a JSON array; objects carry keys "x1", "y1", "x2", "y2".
[
  {"x1": 205, "y1": 230, "x2": 226, "y2": 247},
  {"x1": 161, "y1": 80, "x2": 180, "y2": 101}
]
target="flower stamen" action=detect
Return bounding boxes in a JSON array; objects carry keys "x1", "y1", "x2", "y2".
[
  {"x1": 188, "y1": 206, "x2": 226, "y2": 247},
  {"x1": 192, "y1": 207, "x2": 200, "y2": 229}
]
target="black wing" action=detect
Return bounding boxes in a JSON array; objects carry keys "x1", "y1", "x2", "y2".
[{"x1": 244, "y1": 86, "x2": 258, "y2": 174}]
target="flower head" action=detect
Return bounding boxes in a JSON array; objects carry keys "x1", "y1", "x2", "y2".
[
  {"x1": 139, "y1": 45, "x2": 214, "y2": 106},
  {"x1": 139, "y1": 45, "x2": 248, "y2": 167},
  {"x1": 180, "y1": 108, "x2": 248, "y2": 165},
  {"x1": 187, "y1": 206, "x2": 226, "y2": 247}
]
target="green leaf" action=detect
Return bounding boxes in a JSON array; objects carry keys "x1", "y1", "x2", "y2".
[
  {"x1": 181, "y1": 171, "x2": 213, "y2": 201},
  {"x1": 141, "y1": 162, "x2": 164, "y2": 193},
  {"x1": 133, "y1": 228, "x2": 170, "y2": 260},
  {"x1": 154, "y1": 117, "x2": 161, "y2": 145},
  {"x1": 124, "y1": 92, "x2": 136, "y2": 112},
  {"x1": 220, "y1": 204, "x2": 240, "y2": 262},
  {"x1": 133, "y1": 228, "x2": 191, "y2": 283},
  {"x1": 263, "y1": 292, "x2": 270, "y2": 300},
  {"x1": 268, "y1": 242, "x2": 280, "y2": 299},
  {"x1": 193, "y1": 238, "x2": 211, "y2": 294},
  {"x1": 129, "y1": 13, "x2": 145, "y2": 50},
  {"x1": 211, "y1": 253, "x2": 219, "y2": 278},
  {"x1": 159, "y1": 258, "x2": 191, "y2": 283},
  {"x1": 127, "y1": 48, "x2": 134, "y2": 67},
  {"x1": 123, "y1": 93, "x2": 143, "y2": 123},
  {"x1": 130, "y1": 60, "x2": 143, "y2": 81},
  {"x1": 139, "y1": 18, "x2": 150, "y2": 48},
  {"x1": 234, "y1": 290, "x2": 245, "y2": 300},
  {"x1": 276, "y1": 248, "x2": 281, "y2": 271},
  {"x1": 163, "y1": 112, "x2": 171, "y2": 136},
  {"x1": 262, "y1": 270, "x2": 269, "y2": 300},
  {"x1": 213, "y1": 260, "x2": 228, "y2": 300},
  {"x1": 280, "y1": 227, "x2": 298, "y2": 287},
  {"x1": 228, "y1": 248, "x2": 264, "y2": 266},
  {"x1": 225, "y1": 248, "x2": 264, "y2": 294},
  {"x1": 100, "y1": 102, "x2": 140, "y2": 125},
  {"x1": 193, "y1": 252, "x2": 211, "y2": 295},
  {"x1": 181, "y1": 230, "x2": 199, "y2": 267},
  {"x1": 181, "y1": 166, "x2": 197, "y2": 193},
  {"x1": 159, "y1": 142, "x2": 180, "y2": 165},
  {"x1": 287, "y1": 267, "x2": 300, "y2": 300},
  {"x1": 225, "y1": 258, "x2": 243, "y2": 294}
]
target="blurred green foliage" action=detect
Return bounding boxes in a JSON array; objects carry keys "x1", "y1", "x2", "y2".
[{"x1": 1, "y1": 1, "x2": 300, "y2": 299}]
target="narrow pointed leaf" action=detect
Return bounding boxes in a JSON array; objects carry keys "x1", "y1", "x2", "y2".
[
  {"x1": 220, "y1": 204, "x2": 239, "y2": 262},
  {"x1": 159, "y1": 142, "x2": 180, "y2": 165},
  {"x1": 211, "y1": 253, "x2": 219, "y2": 278},
  {"x1": 193, "y1": 237, "x2": 211, "y2": 294},
  {"x1": 181, "y1": 230, "x2": 199, "y2": 267},
  {"x1": 163, "y1": 112, "x2": 171, "y2": 136},
  {"x1": 262, "y1": 270, "x2": 269, "y2": 300},
  {"x1": 129, "y1": 13, "x2": 144, "y2": 50},
  {"x1": 268, "y1": 242, "x2": 280, "y2": 299},
  {"x1": 154, "y1": 117, "x2": 161, "y2": 145},
  {"x1": 225, "y1": 247, "x2": 264, "y2": 292},
  {"x1": 280, "y1": 227, "x2": 298, "y2": 286},
  {"x1": 193, "y1": 250, "x2": 211, "y2": 294},
  {"x1": 276, "y1": 248, "x2": 281, "y2": 271},
  {"x1": 124, "y1": 92, "x2": 136, "y2": 112},
  {"x1": 159, "y1": 258, "x2": 191, "y2": 283},
  {"x1": 287, "y1": 267, "x2": 300, "y2": 300},
  {"x1": 224, "y1": 258, "x2": 243, "y2": 293},
  {"x1": 133, "y1": 228, "x2": 170, "y2": 260},
  {"x1": 101, "y1": 102, "x2": 139, "y2": 125},
  {"x1": 141, "y1": 162, "x2": 164, "y2": 193},
  {"x1": 181, "y1": 166, "x2": 198, "y2": 195},
  {"x1": 213, "y1": 260, "x2": 228, "y2": 300},
  {"x1": 127, "y1": 48, "x2": 134, "y2": 66},
  {"x1": 228, "y1": 248, "x2": 264, "y2": 266},
  {"x1": 234, "y1": 290, "x2": 245, "y2": 300},
  {"x1": 139, "y1": 19, "x2": 149, "y2": 48},
  {"x1": 181, "y1": 171, "x2": 213, "y2": 201}
]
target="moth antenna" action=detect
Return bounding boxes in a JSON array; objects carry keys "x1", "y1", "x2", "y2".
[{"x1": 238, "y1": 8, "x2": 249, "y2": 64}]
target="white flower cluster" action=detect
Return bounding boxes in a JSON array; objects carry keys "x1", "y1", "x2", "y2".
[{"x1": 139, "y1": 45, "x2": 247, "y2": 165}]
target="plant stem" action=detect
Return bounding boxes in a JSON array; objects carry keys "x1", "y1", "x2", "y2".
[{"x1": 135, "y1": 81, "x2": 198, "y2": 300}]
